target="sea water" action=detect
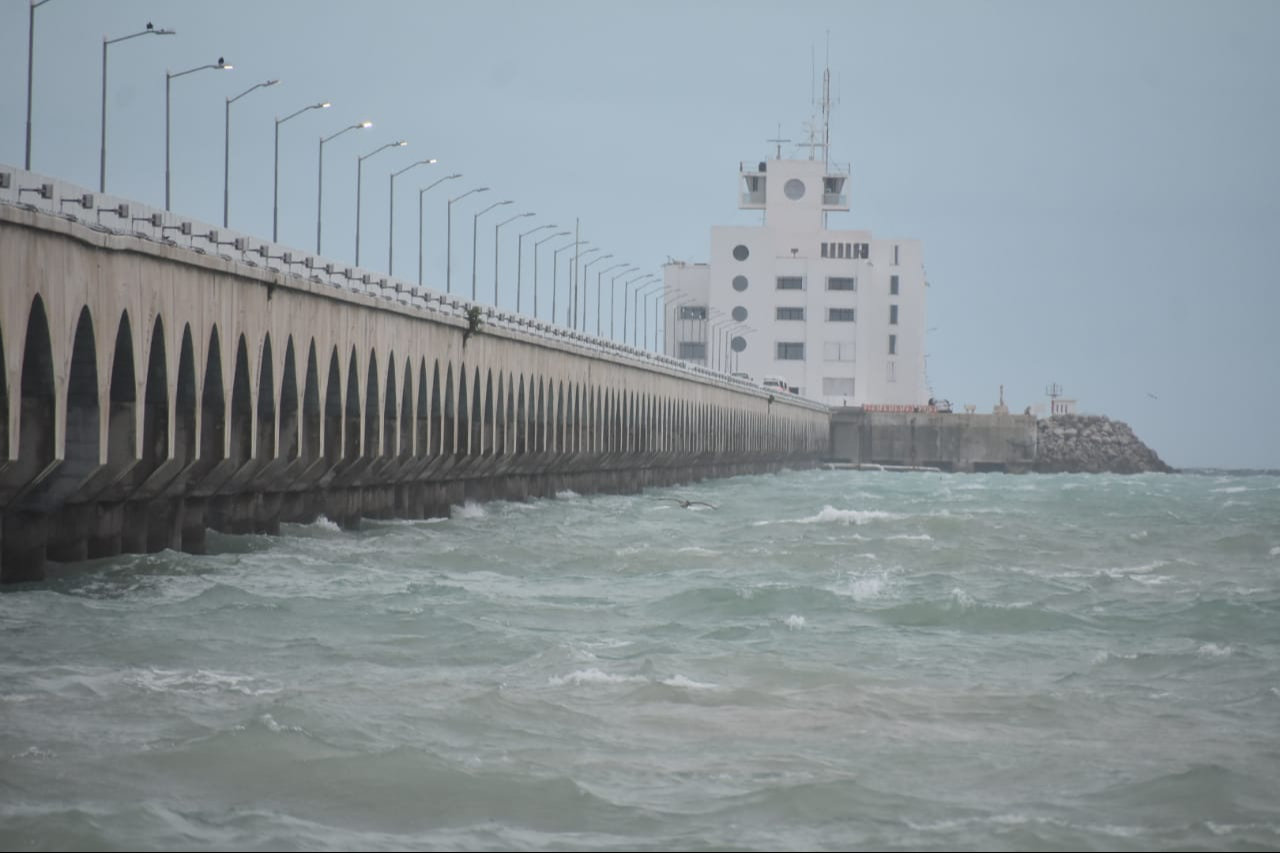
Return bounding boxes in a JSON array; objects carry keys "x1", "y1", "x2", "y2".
[{"x1": 2, "y1": 469, "x2": 1278, "y2": 851}]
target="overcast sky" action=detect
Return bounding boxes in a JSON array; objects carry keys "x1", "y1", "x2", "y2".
[{"x1": 2, "y1": 0, "x2": 1277, "y2": 469}]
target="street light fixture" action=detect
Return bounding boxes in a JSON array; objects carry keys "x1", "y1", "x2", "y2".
[
  {"x1": 532, "y1": 230, "x2": 570, "y2": 319},
  {"x1": 317, "y1": 120, "x2": 372, "y2": 253},
  {"x1": 388, "y1": 158, "x2": 436, "y2": 274},
  {"x1": 355, "y1": 140, "x2": 407, "y2": 266},
  {"x1": 634, "y1": 281, "x2": 663, "y2": 347},
  {"x1": 471, "y1": 199, "x2": 513, "y2": 301},
  {"x1": 516, "y1": 223, "x2": 555, "y2": 315},
  {"x1": 417, "y1": 173, "x2": 461, "y2": 286},
  {"x1": 605, "y1": 266, "x2": 638, "y2": 338},
  {"x1": 274, "y1": 100, "x2": 329, "y2": 241},
  {"x1": 446, "y1": 187, "x2": 489, "y2": 294},
  {"x1": 494, "y1": 211, "x2": 534, "y2": 306},
  {"x1": 224, "y1": 78, "x2": 278, "y2": 227},
  {"x1": 166, "y1": 57, "x2": 233, "y2": 210},
  {"x1": 100, "y1": 22, "x2": 175, "y2": 192},
  {"x1": 555, "y1": 244, "x2": 594, "y2": 326}
]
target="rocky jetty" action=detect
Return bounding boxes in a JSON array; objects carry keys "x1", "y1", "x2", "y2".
[{"x1": 1034, "y1": 414, "x2": 1174, "y2": 474}]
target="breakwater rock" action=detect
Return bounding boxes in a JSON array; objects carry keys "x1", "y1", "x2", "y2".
[{"x1": 1035, "y1": 414, "x2": 1174, "y2": 474}]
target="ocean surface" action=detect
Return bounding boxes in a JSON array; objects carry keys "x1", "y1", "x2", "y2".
[{"x1": 2, "y1": 469, "x2": 1278, "y2": 851}]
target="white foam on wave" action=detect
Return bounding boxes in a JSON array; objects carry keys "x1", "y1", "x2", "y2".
[
  {"x1": 1129, "y1": 530, "x2": 1148, "y2": 540},
  {"x1": 1092, "y1": 650, "x2": 1139, "y2": 665},
  {"x1": 784, "y1": 614, "x2": 806, "y2": 630},
  {"x1": 661, "y1": 674, "x2": 717, "y2": 690},
  {"x1": 11, "y1": 746, "x2": 55, "y2": 760},
  {"x1": 797, "y1": 506, "x2": 903, "y2": 526},
  {"x1": 126, "y1": 668, "x2": 279, "y2": 697},
  {"x1": 555, "y1": 489, "x2": 580, "y2": 499},
  {"x1": 887, "y1": 533, "x2": 933, "y2": 541},
  {"x1": 256, "y1": 713, "x2": 308, "y2": 734},
  {"x1": 311, "y1": 515, "x2": 341, "y2": 532},
  {"x1": 548, "y1": 668, "x2": 647, "y2": 687},
  {"x1": 1270, "y1": 546, "x2": 1280, "y2": 557},
  {"x1": 677, "y1": 546, "x2": 721, "y2": 555},
  {"x1": 1211, "y1": 486, "x2": 1249, "y2": 494},
  {"x1": 453, "y1": 501, "x2": 487, "y2": 519},
  {"x1": 1197, "y1": 643, "x2": 1233, "y2": 658},
  {"x1": 833, "y1": 572, "x2": 888, "y2": 602}
]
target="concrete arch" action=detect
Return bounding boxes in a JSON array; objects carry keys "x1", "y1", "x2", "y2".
[
  {"x1": 139, "y1": 315, "x2": 168, "y2": 479},
  {"x1": 484, "y1": 370, "x2": 495, "y2": 457},
  {"x1": 229, "y1": 335, "x2": 253, "y2": 466},
  {"x1": 0, "y1": 319, "x2": 6, "y2": 463},
  {"x1": 174, "y1": 324, "x2": 197, "y2": 468},
  {"x1": 515, "y1": 374, "x2": 527, "y2": 455},
  {"x1": 201, "y1": 326, "x2": 226, "y2": 464},
  {"x1": 257, "y1": 334, "x2": 277, "y2": 461},
  {"x1": 416, "y1": 358, "x2": 429, "y2": 459},
  {"x1": 16, "y1": 296, "x2": 56, "y2": 486},
  {"x1": 344, "y1": 347, "x2": 361, "y2": 460},
  {"x1": 299, "y1": 339, "x2": 320, "y2": 463},
  {"x1": 456, "y1": 364, "x2": 470, "y2": 457},
  {"x1": 398, "y1": 357, "x2": 413, "y2": 459},
  {"x1": 470, "y1": 366, "x2": 482, "y2": 456},
  {"x1": 279, "y1": 336, "x2": 299, "y2": 462},
  {"x1": 495, "y1": 372, "x2": 507, "y2": 457},
  {"x1": 363, "y1": 349, "x2": 380, "y2": 460},
  {"x1": 63, "y1": 306, "x2": 100, "y2": 488},
  {"x1": 107, "y1": 311, "x2": 137, "y2": 470},
  {"x1": 442, "y1": 362, "x2": 456, "y2": 456},
  {"x1": 323, "y1": 347, "x2": 342, "y2": 464}
]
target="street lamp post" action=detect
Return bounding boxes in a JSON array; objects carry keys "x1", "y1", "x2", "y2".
[
  {"x1": 274, "y1": 101, "x2": 329, "y2": 242},
  {"x1": 554, "y1": 243, "x2": 592, "y2": 327},
  {"x1": 101, "y1": 23, "x2": 175, "y2": 192},
  {"x1": 517, "y1": 224, "x2": 556, "y2": 315},
  {"x1": 579, "y1": 254, "x2": 613, "y2": 332},
  {"x1": 25, "y1": 0, "x2": 54, "y2": 170},
  {"x1": 494, "y1": 211, "x2": 534, "y2": 306},
  {"x1": 317, "y1": 121, "x2": 372, "y2": 253},
  {"x1": 166, "y1": 57, "x2": 233, "y2": 211},
  {"x1": 471, "y1": 199, "x2": 513, "y2": 301},
  {"x1": 388, "y1": 158, "x2": 436, "y2": 274},
  {"x1": 593, "y1": 263, "x2": 626, "y2": 336},
  {"x1": 605, "y1": 267, "x2": 637, "y2": 339},
  {"x1": 224, "y1": 78, "x2": 278, "y2": 227},
  {"x1": 621, "y1": 274, "x2": 656, "y2": 343},
  {"x1": 645, "y1": 287, "x2": 667, "y2": 351},
  {"x1": 446, "y1": 187, "x2": 488, "y2": 294},
  {"x1": 634, "y1": 281, "x2": 663, "y2": 347},
  {"x1": 355, "y1": 140, "x2": 407, "y2": 266},
  {"x1": 532, "y1": 231, "x2": 570, "y2": 320},
  {"x1": 416, "y1": 173, "x2": 461, "y2": 286}
]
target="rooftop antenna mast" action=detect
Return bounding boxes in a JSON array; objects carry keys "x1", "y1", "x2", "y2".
[
  {"x1": 766, "y1": 122, "x2": 791, "y2": 160},
  {"x1": 821, "y1": 30, "x2": 835, "y2": 167}
]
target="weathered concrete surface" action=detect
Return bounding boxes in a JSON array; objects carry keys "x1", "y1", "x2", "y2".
[
  {"x1": 1034, "y1": 414, "x2": 1174, "y2": 473},
  {"x1": 0, "y1": 192, "x2": 830, "y2": 583},
  {"x1": 829, "y1": 409, "x2": 1037, "y2": 473}
]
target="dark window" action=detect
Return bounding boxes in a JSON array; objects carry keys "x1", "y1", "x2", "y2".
[
  {"x1": 776, "y1": 307, "x2": 805, "y2": 321},
  {"x1": 732, "y1": 275, "x2": 748, "y2": 292},
  {"x1": 776, "y1": 342, "x2": 805, "y2": 360},
  {"x1": 857, "y1": 242, "x2": 869, "y2": 259},
  {"x1": 890, "y1": 275, "x2": 899, "y2": 295},
  {"x1": 821, "y1": 242, "x2": 829, "y2": 258},
  {"x1": 678, "y1": 305, "x2": 707, "y2": 320},
  {"x1": 889, "y1": 304, "x2": 899, "y2": 325},
  {"x1": 888, "y1": 335, "x2": 897, "y2": 355},
  {"x1": 776, "y1": 276, "x2": 804, "y2": 290},
  {"x1": 827, "y1": 276, "x2": 855, "y2": 291},
  {"x1": 731, "y1": 305, "x2": 748, "y2": 322},
  {"x1": 732, "y1": 244, "x2": 750, "y2": 261},
  {"x1": 679, "y1": 342, "x2": 707, "y2": 360},
  {"x1": 894, "y1": 244, "x2": 900, "y2": 265},
  {"x1": 828, "y1": 308, "x2": 856, "y2": 322}
]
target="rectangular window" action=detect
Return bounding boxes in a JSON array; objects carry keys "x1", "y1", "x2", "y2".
[
  {"x1": 824, "y1": 341, "x2": 855, "y2": 362},
  {"x1": 846, "y1": 242, "x2": 853, "y2": 258},
  {"x1": 823, "y1": 377, "x2": 855, "y2": 396},
  {"x1": 821, "y1": 242, "x2": 829, "y2": 258},
  {"x1": 776, "y1": 342, "x2": 805, "y2": 360},
  {"x1": 776, "y1": 276, "x2": 804, "y2": 290},
  {"x1": 837, "y1": 242, "x2": 846, "y2": 259},
  {"x1": 855, "y1": 242, "x2": 869, "y2": 259},
  {"x1": 886, "y1": 361, "x2": 897, "y2": 382},
  {"x1": 888, "y1": 334, "x2": 897, "y2": 355},
  {"x1": 894, "y1": 244, "x2": 900, "y2": 265},
  {"x1": 678, "y1": 305, "x2": 707, "y2": 320},
  {"x1": 678, "y1": 342, "x2": 706, "y2": 360},
  {"x1": 890, "y1": 274, "x2": 900, "y2": 295},
  {"x1": 889, "y1": 304, "x2": 899, "y2": 325},
  {"x1": 827, "y1": 276, "x2": 856, "y2": 291},
  {"x1": 776, "y1": 306, "x2": 805, "y2": 321},
  {"x1": 828, "y1": 308, "x2": 856, "y2": 322}
]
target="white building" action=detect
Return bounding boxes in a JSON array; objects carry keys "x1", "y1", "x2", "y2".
[{"x1": 662, "y1": 138, "x2": 929, "y2": 408}]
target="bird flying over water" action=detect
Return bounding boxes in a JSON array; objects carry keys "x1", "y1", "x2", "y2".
[{"x1": 662, "y1": 498, "x2": 717, "y2": 510}]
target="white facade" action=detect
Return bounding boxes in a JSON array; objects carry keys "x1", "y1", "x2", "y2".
[{"x1": 663, "y1": 154, "x2": 929, "y2": 407}]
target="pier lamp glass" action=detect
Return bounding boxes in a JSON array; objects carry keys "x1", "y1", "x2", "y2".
[
  {"x1": 784, "y1": 178, "x2": 806, "y2": 199},
  {"x1": 732, "y1": 244, "x2": 750, "y2": 261},
  {"x1": 732, "y1": 275, "x2": 748, "y2": 291},
  {"x1": 732, "y1": 305, "x2": 748, "y2": 322},
  {"x1": 731, "y1": 335, "x2": 747, "y2": 352}
]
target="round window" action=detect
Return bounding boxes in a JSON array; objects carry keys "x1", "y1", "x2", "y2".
[
  {"x1": 732, "y1": 305, "x2": 748, "y2": 322},
  {"x1": 732, "y1": 275, "x2": 748, "y2": 292},
  {"x1": 732, "y1": 244, "x2": 750, "y2": 261},
  {"x1": 783, "y1": 178, "x2": 806, "y2": 200},
  {"x1": 731, "y1": 335, "x2": 747, "y2": 353}
]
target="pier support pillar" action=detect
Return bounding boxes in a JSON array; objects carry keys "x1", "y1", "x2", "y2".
[
  {"x1": 121, "y1": 501, "x2": 149, "y2": 554},
  {"x1": 2, "y1": 512, "x2": 48, "y2": 584},
  {"x1": 87, "y1": 502, "x2": 123, "y2": 559}
]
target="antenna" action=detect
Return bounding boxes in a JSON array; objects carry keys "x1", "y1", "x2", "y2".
[
  {"x1": 766, "y1": 123, "x2": 791, "y2": 160},
  {"x1": 1046, "y1": 382, "x2": 1063, "y2": 415}
]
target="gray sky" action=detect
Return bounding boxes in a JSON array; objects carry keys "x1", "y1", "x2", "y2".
[{"x1": 3, "y1": 0, "x2": 1277, "y2": 469}]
